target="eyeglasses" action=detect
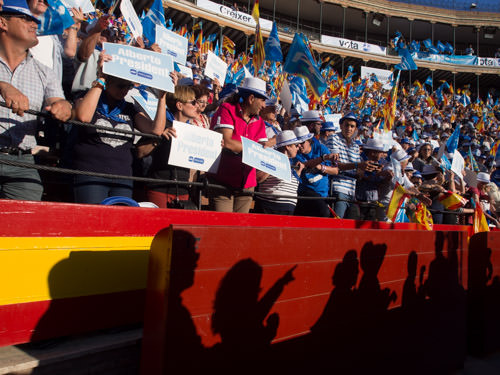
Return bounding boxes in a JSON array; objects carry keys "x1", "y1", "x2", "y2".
[{"x1": 196, "y1": 100, "x2": 208, "y2": 106}]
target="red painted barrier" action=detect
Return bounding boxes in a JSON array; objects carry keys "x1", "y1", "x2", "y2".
[{"x1": 141, "y1": 225, "x2": 473, "y2": 374}]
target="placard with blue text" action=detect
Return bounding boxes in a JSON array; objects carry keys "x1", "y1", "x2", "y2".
[
  {"x1": 103, "y1": 42, "x2": 175, "y2": 93},
  {"x1": 241, "y1": 137, "x2": 291, "y2": 182},
  {"x1": 204, "y1": 51, "x2": 227, "y2": 84},
  {"x1": 168, "y1": 121, "x2": 223, "y2": 173},
  {"x1": 156, "y1": 25, "x2": 188, "y2": 65}
]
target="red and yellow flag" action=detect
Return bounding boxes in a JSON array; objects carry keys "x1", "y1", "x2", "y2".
[
  {"x1": 414, "y1": 202, "x2": 433, "y2": 231},
  {"x1": 473, "y1": 199, "x2": 489, "y2": 234},
  {"x1": 251, "y1": 0, "x2": 265, "y2": 75},
  {"x1": 438, "y1": 191, "x2": 468, "y2": 210},
  {"x1": 386, "y1": 182, "x2": 408, "y2": 223},
  {"x1": 382, "y1": 70, "x2": 400, "y2": 132}
]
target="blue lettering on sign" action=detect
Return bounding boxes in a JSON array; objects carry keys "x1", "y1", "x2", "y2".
[
  {"x1": 167, "y1": 51, "x2": 178, "y2": 57},
  {"x1": 189, "y1": 156, "x2": 205, "y2": 165},
  {"x1": 130, "y1": 69, "x2": 137, "y2": 75},
  {"x1": 138, "y1": 71, "x2": 153, "y2": 80},
  {"x1": 260, "y1": 161, "x2": 276, "y2": 171}
]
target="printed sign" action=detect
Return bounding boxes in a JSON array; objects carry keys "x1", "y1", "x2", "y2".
[
  {"x1": 103, "y1": 42, "x2": 175, "y2": 93},
  {"x1": 241, "y1": 137, "x2": 292, "y2": 182},
  {"x1": 168, "y1": 121, "x2": 223, "y2": 173},
  {"x1": 174, "y1": 63, "x2": 193, "y2": 78},
  {"x1": 321, "y1": 35, "x2": 387, "y2": 56},
  {"x1": 360, "y1": 66, "x2": 393, "y2": 84},
  {"x1": 62, "y1": 0, "x2": 94, "y2": 13},
  {"x1": 204, "y1": 51, "x2": 228, "y2": 84},
  {"x1": 132, "y1": 94, "x2": 158, "y2": 120},
  {"x1": 196, "y1": 0, "x2": 272, "y2": 31},
  {"x1": 451, "y1": 150, "x2": 465, "y2": 177},
  {"x1": 120, "y1": 0, "x2": 143, "y2": 40},
  {"x1": 477, "y1": 57, "x2": 500, "y2": 67},
  {"x1": 156, "y1": 25, "x2": 188, "y2": 65}
]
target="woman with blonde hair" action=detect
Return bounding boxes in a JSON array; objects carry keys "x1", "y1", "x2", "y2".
[{"x1": 137, "y1": 85, "x2": 199, "y2": 208}]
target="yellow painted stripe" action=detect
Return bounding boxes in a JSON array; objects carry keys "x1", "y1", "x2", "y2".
[{"x1": 0, "y1": 237, "x2": 154, "y2": 306}]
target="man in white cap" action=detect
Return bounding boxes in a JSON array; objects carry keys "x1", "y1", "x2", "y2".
[
  {"x1": 208, "y1": 76, "x2": 268, "y2": 213},
  {"x1": 0, "y1": 0, "x2": 72, "y2": 200},
  {"x1": 300, "y1": 110, "x2": 323, "y2": 139}
]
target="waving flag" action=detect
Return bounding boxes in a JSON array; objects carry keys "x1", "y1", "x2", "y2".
[
  {"x1": 445, "y1": 42, "x2": 454, "y2": 54},
  {"x1": 423, "y1": 39, "x2": 439, "y2": 54},
  {"x1": 395, "y1": 42, "x2": 417, "y2": 70},
  {"x1": 223, "y1": 35, "x2": 236, "y2": 55},
  {"x1": 283, "y1": 33, "x2": 326, "y2": 99},
  {"x1": 413, "y1": 202, "x2": 433, "y2": 231},
  {"x1": 264, "y1": 22, "x2": 283, "y2": 62},
  {"x1": 468, "y1": 147, "x2": 480, "y2": 172},
  {"x1": 251, "y1": 0, "x2": 265, "y2": 75},
  {"x1": 439, "y1": 191, "x2": 468, "y2": 210},
  {"x1": 141, "y1": 0, "x2": 166, "y2": 46},
  {"x1": 446, "y1": 124, "x2": 461, "y2": 154},
  {"x1": 436, "y1": 40, "x2": 446, "y2": 53},
  {"x1": 382, "y1": 70, "x2": 400, "y2": 132},
  {"x1": 472, "y1": 199, "x2": 489, "y2": 234},
  {"x1": 409, "y1": 40, "x2": 420, "y2": 53},
  {"x1": 386, "y1": 183, "x2": 409, "y2": 223},
  {"x1": 37, "y1": 0, "x2": 74, "y2": 36},
  {"x1": 424, "y1": 75, "x2": 433, "y2": 87}
]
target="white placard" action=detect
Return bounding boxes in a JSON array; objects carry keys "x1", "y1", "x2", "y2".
[
  {"x1": 196, "y1": 0, "x2": 272, "y2": 31},
  {"x1": 175, "y1": 63, "x2": 193, "y2": 78},
  {"x1": 241, "y1": 137, "x2": 292, "y2": 182},
  {"x1": 279, "y1": 80, "x2": 292, "y2": 114},
  {"x1": 451, "y1": 150, "x2": 465, "y2": 177},
  {"x1": 360, "y1": 66, "x2": 393, "y2": 84},
  {"x1": 204, "y1": 51, "x2": 228, "y2": 84},
  {"x1": 155, "y1": 25, "x2": 188, "y2": 65},
  {"x1": 321, "y1": 35, "x2": 387, "y2": 56},
  {"x1": 168, "y1": 121, "x2": 223, "y2": 173},
  {"x1": 61, "y1": 0, "x2": 94, "y2": 13},
  {"x1": 103, "y1": 43, "x2": 175, "y2": 93},
  {"x1": 132, "y1": 95, "x2": 158, "y2": 120},
  {"x1": 120, "y1": 0, "x2": 143, "y2": 40}
]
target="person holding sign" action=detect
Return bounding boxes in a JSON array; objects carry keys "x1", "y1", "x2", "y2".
[
  {"x1": 72, "y1": 51, "x2": 167, "y2": 204},
  {"x1": 207, "y1": 77, "x2": 269, "y2": 213},
  {"x1": 255, "y1": 131, "x2": 304, "y2": 215},
  {"x1": 137, "y1": 85, "x2": 199, "y2": 209}
]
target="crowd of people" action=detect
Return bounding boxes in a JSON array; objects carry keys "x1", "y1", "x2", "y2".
[{"x1": 0, "y1": 0, "x2": 499, "y2": 227}]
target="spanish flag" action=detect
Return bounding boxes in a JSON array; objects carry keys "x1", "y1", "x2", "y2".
[
  {"x1": 414, "y1": 202, "x2": 433, "y2": 231},
  {"x1": 386, "y1": 183, "x2": 409, "y2": 223},
  {"x1": 438, "y1": 191, "x2": 468, "y2": 210},
  {"x1": 473, "y1": 199, "x2": 489, "y2": 234}
]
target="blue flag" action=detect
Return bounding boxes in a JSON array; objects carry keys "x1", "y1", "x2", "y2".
[
  {"x1": 423, "y1": 39, "x2": 439, "y2": 54},
  {"x1": 395, "y1": 43, "x2": 417, "y2": 70},
  {"x1": 441, "y1": 153, "x2": 452, "y2": 170},
  {"x1": 446, "y1": 125, "x2": 461, "y2": 154},
  {"x1": 444, "y1": 42, "x2": 454, "y2": 54},
  {"x1": 424, "y1": 75, "x2": 433, "y2": 87},
  {"x1": 37, "y1": 0, "x2": 74, "y2": 36},
  {"x1": 283, "y1": 33, "x2": 326, "y2": 99},
  {"x1": 436, "y1": 40, "x2": 446, "y2": 53},
  {"x1": 264, "y1": 22, "x2": 283, "y2": 62},
  {"x1": 409, "y1": 40, "x2": 420, "y2": 53},
  {"x1": 412, "y1": 128, "x2": 419, "y2": 141},
  {"x1": 141, "y1": 0, "x2": 166, "y2": 46}
]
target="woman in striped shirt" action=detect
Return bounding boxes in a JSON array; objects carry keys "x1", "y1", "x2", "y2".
[{"x1": 254, "y1": 131, "x2": 305, "y2": 215}]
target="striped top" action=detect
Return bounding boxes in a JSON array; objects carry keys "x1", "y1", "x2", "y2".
[
  {"x1": 326, "y1": 132, "x2": 361, "y2": 197},
  {"x1": 257, "y1": 170, "x2": 300, "y2": 206}
]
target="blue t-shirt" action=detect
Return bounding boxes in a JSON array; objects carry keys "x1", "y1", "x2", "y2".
[{"x1": 293, "y1": 138, "x2": 331, "y2": 197}]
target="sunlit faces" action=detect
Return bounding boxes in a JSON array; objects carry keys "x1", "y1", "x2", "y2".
[
  {"x1": 340, "y1": 120, "x2": 357, "y2": 141},
  {"x1": 28, "y1": 0, "x2": 47, "y2": 17},
  {"x1": 0, "y1": 14, "x2": 38, "y2": 48},
  {"x1": 297, "y1": 140, "x2": 311, "y2": 154}
]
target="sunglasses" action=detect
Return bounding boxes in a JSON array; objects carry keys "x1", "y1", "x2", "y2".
[
  {"x1": 1, "y1": 14, "x2": 36, "y2": 22},
  {"x1": 183, "y1": 99, "x2": 197, "y2": 106}
]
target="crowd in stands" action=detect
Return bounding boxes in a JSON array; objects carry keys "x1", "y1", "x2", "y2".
[{"x1": 0, "y1": 0, "x2": 499, "y2": 228}]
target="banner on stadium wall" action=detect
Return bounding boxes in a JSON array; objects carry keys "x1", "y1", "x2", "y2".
[
  {"x1": 103, "y1": 43, "x2": 175, "y2": 93},
  {"x1": 412, "y1": 52, "x2": 478, "y2": 65},
  {"x1": 196, "y1": 0, "x2": 272, "y2": 31},
  {"x1": 320, "y1": 35, "x2": 387, "y2": 56},
  {"x1": 156, "y1": 25, "x2": 188, "y2": 65},
  {"x1": 241, "y1": 137, "x2": 292, "y2": 182},
  {"x1": 477, "y1": 57, "x2": 500, "y2": 67},
  {"x1": 204, "y1": 51, "x2": 228, "y2": 84},
  {"x1": 360, "y1": 66, "x2": 393, "y2": 84},
  {"x1": 120, "y1": 0, "x2": 142, "y2": 40},
  {"x1": 168, "y1": 121, "x2": 223, "y2": 173}
]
